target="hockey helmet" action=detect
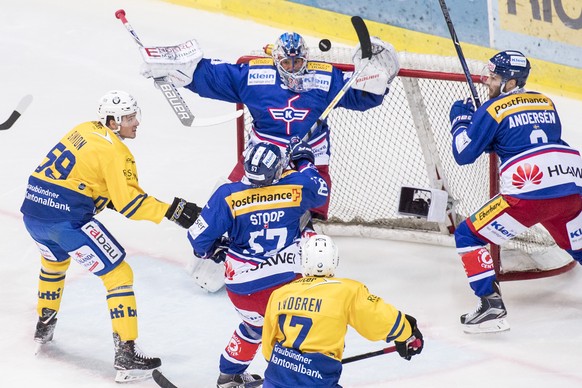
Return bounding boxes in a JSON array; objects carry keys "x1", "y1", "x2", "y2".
[
  {"x1": 97, "y1": 90, "x2": 141, "y2": 128},
  {"x1": 272, "y1": 32, "x2": 310, "y2": 92},
  {"x1": 301, "y1": 235, "x2": 339, "y2": 277},
  {"x1": 243, "y1": 142, "x2": 287, "y2": 187},
  {"x1": 486, "y1": 50, "x2": 530, "y2": 88}
]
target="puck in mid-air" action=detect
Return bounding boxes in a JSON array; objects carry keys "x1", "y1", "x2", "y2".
[{"x1": 318, "y1": 39, "x2": 331, "y2": 52}]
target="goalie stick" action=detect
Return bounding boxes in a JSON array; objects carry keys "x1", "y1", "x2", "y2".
[
  {"x1": 301, "y1": 16, "x2": 373, "y2": 142},
  {"x1": 114, "y1": 9, "x2": 242, "y2": 127},
  {"x1": 0, "y1": 94, "x2": 33, "y2": 130},
  {"x1": 152, "y1": 369, "x2": 263, "y2": 388}
]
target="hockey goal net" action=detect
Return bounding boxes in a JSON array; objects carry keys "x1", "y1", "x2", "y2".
[{"x1": 235, "y1": 47, "x2": 575, "y2": 281}]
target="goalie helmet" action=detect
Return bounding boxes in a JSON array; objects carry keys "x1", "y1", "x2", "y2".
[
  {"x1": 301, "y1": 235, "x2": 339, "y2": 277},
  {"x1": 243, "y1": 142, "x2": 287, "y2": 187},
  {"x1": 272, "y1": 32, "x2": 310, "y2": 92},
  {"x1": 97, "y1": 90, "x2": 141, "y2": 128},
  {"x1": 486, "y1": 50, "x2": 530, "y2": 89}
]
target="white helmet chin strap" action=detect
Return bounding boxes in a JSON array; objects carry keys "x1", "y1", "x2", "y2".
[{"x1": 499, "y1": 81, "x2": 522, "y2": 97}]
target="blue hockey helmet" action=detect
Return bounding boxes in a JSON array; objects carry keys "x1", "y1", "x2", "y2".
[
  {"x1": 487, "y1": 50, "x2": 531, "y2": 88},
  {"x1": 272, "y1": 32, "x2": 310, "y2": 92},
  {"x1": 243, "y1": 142, "x2": 287, "y2": 186}
]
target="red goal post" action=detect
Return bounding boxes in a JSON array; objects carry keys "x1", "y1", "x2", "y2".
[{"x1": 235, "y1": 48, "x2": 576, "y2": 281}]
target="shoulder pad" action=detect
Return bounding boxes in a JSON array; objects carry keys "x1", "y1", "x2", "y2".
[
  {"x1": 281, "y1": 169, "x2": 296, "y2": 179},
  {"x1": 307, "y1": 62, "x2": 333, "y2": 72},
  {"x1": 249, "y1": 58, "x2": 274, "y2": 66}
]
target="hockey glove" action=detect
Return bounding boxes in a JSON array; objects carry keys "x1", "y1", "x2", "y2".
[
  {"x1": 288, "y1": 138, "x2": 315, "y2": 170},
  {"x1": 449, "y1": 98, "x2": 475, "y2": 134},
  {"x1": 352, "y1": 36, "x2": 400, "y2": 95},
  {"x1": 165, "y1": 197, "x2": 201, "y2": 229},
  {"x1": 394, "y1": 314, "x2": 424, "y2": 361},
  {"x1": 209, "y1": 236, "x2": 230, "y2": 263},
  {"x1": 139, "y1": 39, "x2": 203, "y2": 88}
]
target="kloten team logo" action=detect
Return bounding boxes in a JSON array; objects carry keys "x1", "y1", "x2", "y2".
[
  {"x1": 268, "y1": 95, "x2": 310, "y2": 135},
  {"x1": 512, "y1": 162, "x2": 543, "y2": 189}
]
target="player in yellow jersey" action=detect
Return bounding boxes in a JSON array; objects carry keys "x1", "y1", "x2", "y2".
[
  {"x1": 262, "y1": 235, "x2": 424, "y2": 387},
  {"x1": 20, "y1": 90, "x2": 200, "y2": 383}
]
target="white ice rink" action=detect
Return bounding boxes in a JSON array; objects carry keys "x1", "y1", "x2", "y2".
[{"x1": 1, "y1": 0, "x2": 582, "y2": 387}]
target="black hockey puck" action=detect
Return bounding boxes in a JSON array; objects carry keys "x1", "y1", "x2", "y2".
[{"x1": 318, "y1": 39, "x2": 331, "y2": 52}]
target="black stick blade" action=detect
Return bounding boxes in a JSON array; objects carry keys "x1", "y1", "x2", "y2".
[{"x1": 351, "y1": 16, "x2": 372, "y2": 60}]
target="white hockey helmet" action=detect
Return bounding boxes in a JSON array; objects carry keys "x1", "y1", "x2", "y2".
[
  {"x1": 301, "y1": 235, "x2": 339, "y2": 277},
  {"x1": 97, "y1": 90, "x2": 140, "y2": 128}
]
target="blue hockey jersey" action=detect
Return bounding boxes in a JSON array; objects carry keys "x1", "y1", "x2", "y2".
[
  {"x1": 187, "y1": 58, "x2": 385, "y2": 151},
  {"x1": 187, "y1": 165, "x2": 328, "y2": 294},
  {"x1": 451, "y1": 91, "x2": 582, "y2": 199}
]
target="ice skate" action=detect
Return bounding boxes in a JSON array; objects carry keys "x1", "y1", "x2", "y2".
[
  {"x1": 34, "y1": 308, "x2": 58, "y2": 354},
  {"x1": 113, "y1": 333, "x2": 161, "y2": 383},
  {"x1": 217, "y1": 371, "x2": 263, "y2": 388},
  {"x1": 461, "y1": 292, "x2": 510, "y2": 334}
]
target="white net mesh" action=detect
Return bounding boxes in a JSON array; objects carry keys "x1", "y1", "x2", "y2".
[{"x1": 238, "y1": 48, "x2": 573, "y2": 276}]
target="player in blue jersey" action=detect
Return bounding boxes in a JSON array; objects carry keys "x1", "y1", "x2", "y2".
[
  {"x1": 262, "y1": 234, "x2": 424, "y2": 387},
  {"x1": 449, "y1": 50, "x2": 582, "y2": 334},
  {"x1": 139, "y1": 31, "x2": 399, "y2": 221},
  {"x1": 21, "y1": 90, "x2": 200, "y2": 382},
  {"x1": 187, "y1": 141, "x2": 328, "y2": 387}
]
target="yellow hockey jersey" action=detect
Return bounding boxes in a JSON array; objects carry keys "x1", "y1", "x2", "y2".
[
  {"x1": 262, "y1": 276, "x2": 413, "y2": 362},
  {"x1": 21, "y1": 121, "x2": 169, "y2": 222}
]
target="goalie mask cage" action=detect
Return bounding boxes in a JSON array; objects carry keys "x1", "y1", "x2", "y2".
[{"x1": 235, "y1": 48, "x2": 576, "y2": 281}]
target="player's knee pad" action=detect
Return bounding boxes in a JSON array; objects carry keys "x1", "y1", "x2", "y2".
[
  {"x1": 460, "y1": 248, "x2": 497, "y2": 297},
  {"x1": 454, "y1": 220, "x2": 489, "y2": 249},
  {"x1": 99, "y1": 261, "x2": 133, "y2": 291},
  {"x1": 240, "y1": 321, "x2": 262, "y2": 341},
  {"x1": 40, "y1": 256, "x2": 71, "y2": 273}
]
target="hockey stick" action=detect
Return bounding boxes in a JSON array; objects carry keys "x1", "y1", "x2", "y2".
[
  {"x1": 0, "y1": 94, "x2": 33, "y2": 130},
  {"x1": 152, "y1": 370, "x2": 177, "y2": 388},
  {"x1": 152, "y1": 369, "x2": 263, "y2": 388},
  {"x1": 438, "y1": 0, "x2": 482, "y2": 108},
  {"x1": 301, "y1": 16, "x2": 372, "y2": 142},
  {"x1": 342, "y1": 338, "x2": 422, "y2": 364},
  {"x1": 114, "y1": 9, "x2": 242, "y2": 127}
]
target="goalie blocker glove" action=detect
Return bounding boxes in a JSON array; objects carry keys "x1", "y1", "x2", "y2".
[
  {"x1": 352, "y1": 36, "x2": 400, "y2": 95},
  {"x1": 394, "y1": 314, "x2": 424, "y2": 361},
  {"x1": 166, "y1": 197, "x2": 201, "y2": 228}
]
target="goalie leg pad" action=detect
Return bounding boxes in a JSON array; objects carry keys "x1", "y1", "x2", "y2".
[{"x1": 188, "y1": 257, "x2": 225, "y2": 293}]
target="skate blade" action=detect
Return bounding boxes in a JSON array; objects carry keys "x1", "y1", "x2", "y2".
[
  {"x1": 463, "y1": 317, "x2": 511, "y2": 334},
  {"x1": 34, "y1": 342, "x2": 43, "y2": 355},
  {"x1": 115, "y1": 368, "x2": 154, "y2": 383}
]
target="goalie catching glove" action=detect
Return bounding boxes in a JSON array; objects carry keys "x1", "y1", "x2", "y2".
[
  {"x1": 394, "y1": 314, "x2": 424, "y2": 361},
  {"x1": 140, "y1": 39, "x2": 203, "y2": 87},
  {"x1": 165, "y1": 197, "x2": 201, "y2": 228},
  {"x1": 352, "y1": 36, "x2": 400, "y2": 95}
]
